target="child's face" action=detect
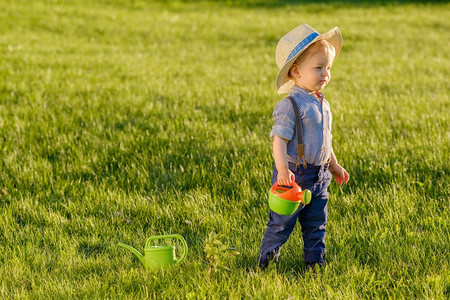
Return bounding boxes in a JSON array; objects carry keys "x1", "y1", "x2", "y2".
[{"x1": 291, "y1": 43, "x2": 335, "y2": 93}]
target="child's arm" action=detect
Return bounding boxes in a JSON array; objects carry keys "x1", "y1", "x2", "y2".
[
  {"x1": 329, "y1": 149, "x2": 349, "y2": 185},
  {"x1": 273, "y1": 135, "x2": 295, "y2": 186}
]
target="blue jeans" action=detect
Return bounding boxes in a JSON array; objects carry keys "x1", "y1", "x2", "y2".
[{"x1": 258, "y1": 162, "x2": 332, "y2": 265}]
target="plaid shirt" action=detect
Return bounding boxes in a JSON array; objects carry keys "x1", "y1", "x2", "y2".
[{"x1": 270, "y1": 86, "x2": 333, "y2": 166}]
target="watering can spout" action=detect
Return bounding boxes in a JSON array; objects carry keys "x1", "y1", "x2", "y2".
[{"x1": 118, "y1": 242, "x2": 145, "y2": 265}]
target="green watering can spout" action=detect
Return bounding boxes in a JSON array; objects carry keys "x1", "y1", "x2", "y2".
[{"x1": 117, "y1": 242, "x2": 146, "y2": 265}]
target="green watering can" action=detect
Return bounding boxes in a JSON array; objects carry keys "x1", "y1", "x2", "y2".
[{"x1": 118, "y1": 234, "x2": 188, "y2": 269}]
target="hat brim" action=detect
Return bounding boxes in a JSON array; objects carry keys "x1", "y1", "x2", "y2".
[{"x1": 276, "y1": 27, "x2": 342, "y2": 94}]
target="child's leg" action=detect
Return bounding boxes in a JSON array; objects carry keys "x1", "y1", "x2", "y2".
[
  {"x1": 257, "y1": 208, "x2": 301, "y2": 268},
  {"x1": 298, "y1": 164, "x2": 331, "y2": 264},
  {"x1": 257, "y1": 164, "x2": 302, "y2": 268},
  {"x1": 298, "y1": 192, "x2": 328, "y2": 264}
]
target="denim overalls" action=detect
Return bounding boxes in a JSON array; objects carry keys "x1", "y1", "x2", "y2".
[{"x1": 259, "y1": 86, "x2": 334, "y2": 267}]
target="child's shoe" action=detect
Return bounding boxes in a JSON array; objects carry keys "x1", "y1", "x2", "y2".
[
  {"x1": 257, "y1": 258, "x2": 269, "y2": 271},
  {"x1": 257, "y1": 247, "x2": 281, "y2": 271},
  {"x1": 306, "y1": 261, "x2": 327, "y2": 271}
]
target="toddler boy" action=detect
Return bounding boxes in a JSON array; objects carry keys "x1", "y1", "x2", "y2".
[{"x1": 258, "y1": 24, "x2": 350, "y2": 270}]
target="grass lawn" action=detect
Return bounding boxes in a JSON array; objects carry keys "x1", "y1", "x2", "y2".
[{"x1": 0, "y1": 0, "x2": 449, "y2": 298}]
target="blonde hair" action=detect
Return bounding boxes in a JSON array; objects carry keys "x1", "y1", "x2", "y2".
[{"x1": 288, "y1": 40, "x2": 336, "y2": 78}]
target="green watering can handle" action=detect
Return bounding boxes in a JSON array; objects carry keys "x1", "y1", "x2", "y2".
[{"x1": 146, "y1": 234, "x2": 188, "y2": 264}]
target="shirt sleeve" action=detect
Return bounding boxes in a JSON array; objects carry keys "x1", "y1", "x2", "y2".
[{"x1": 270, "y1": 98, "x2": 295, "y2": 140}]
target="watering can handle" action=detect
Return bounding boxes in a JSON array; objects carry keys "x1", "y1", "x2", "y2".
[
  {"x1": 145, "y1": 234, "x2": 188, "y2": 264},
  {"x1": 272, "y1": 181, "x2": 300, "y2": 192}
]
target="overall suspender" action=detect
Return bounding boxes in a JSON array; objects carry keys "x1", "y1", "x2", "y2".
[{"x1": 287, "y1": 96, "x2": 307, "y2": 169}]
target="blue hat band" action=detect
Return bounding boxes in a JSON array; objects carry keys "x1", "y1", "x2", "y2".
[{"x1": 285, "y1": 32, "x2": 319, "y2": 63}]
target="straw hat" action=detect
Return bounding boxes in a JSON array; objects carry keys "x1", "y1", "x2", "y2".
[{"x1": 275, "y1": 24, "x2": 342, "y2": 94}]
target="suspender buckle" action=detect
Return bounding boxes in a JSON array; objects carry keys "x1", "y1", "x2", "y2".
[{"x1": 298, "y1": 144, "x2": 307, "y2": 169}]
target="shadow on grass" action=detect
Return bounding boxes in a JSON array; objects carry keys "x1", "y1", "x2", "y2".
[
  {"x1": 152, "y1": 0, "x2": 448, "y2": 8},
  {"x1": 235, "y1": 249, "x2": 320, "y2": 276}
]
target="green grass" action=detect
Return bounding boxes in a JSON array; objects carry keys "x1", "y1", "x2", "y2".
[{"x1": 0, "y1": 0, "x2": 449, "y2": 298}]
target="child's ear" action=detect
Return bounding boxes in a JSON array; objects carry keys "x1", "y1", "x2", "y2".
[{"x1": 290, "y1": 64, "x2": 300, "y2": 78}]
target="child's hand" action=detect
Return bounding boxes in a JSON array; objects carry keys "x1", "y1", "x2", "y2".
[
  {"x1": 277, "y1": 168, "x2": 295, "y2": 186},
  {"x1": 329, "y1": 163, "x2": 349, "y2": 185}
]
